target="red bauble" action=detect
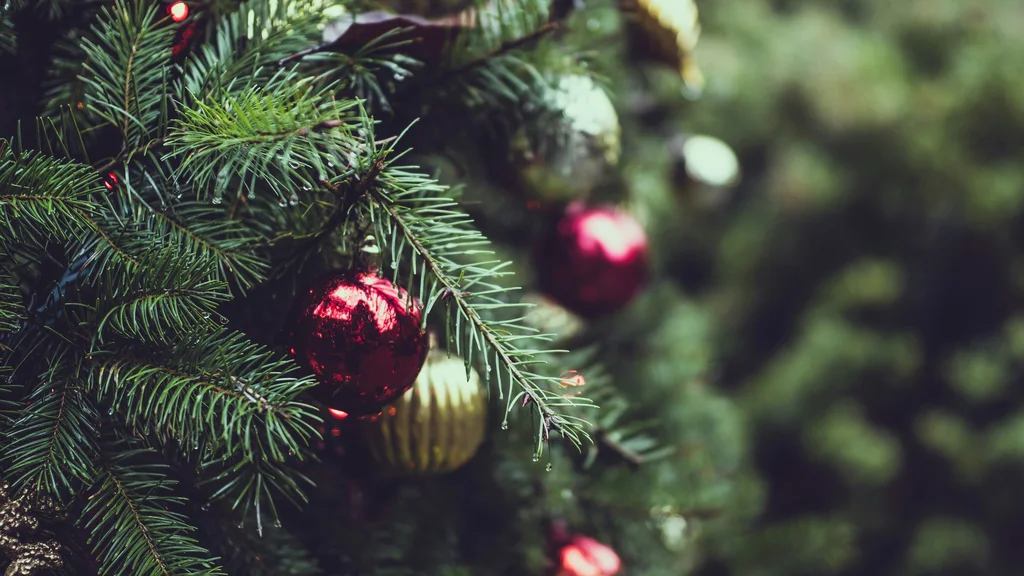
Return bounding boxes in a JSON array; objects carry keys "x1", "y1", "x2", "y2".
[
  {"x1": 558, "y1": 535, "x2": 622, "y2": 576},
  {"x1": 288, "y1": 272, "x2": 429, "y2": 416},
  {"x1": 537, "y1": 203, "x2": 650, "y2": 318}
]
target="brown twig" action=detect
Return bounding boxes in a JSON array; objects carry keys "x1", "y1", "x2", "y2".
[
  {"x1": 269, "y1": 159, "x2": 386, "y2": 279},
  {"x1": 449, "y1": 21, "x2": 558, "y2": 77},
  {"x1": 596, "y1": 429, "x2": 645, "y2": 469},
  {"x1": 277, "y1": 44, "x2": 329, "y2": 67}
]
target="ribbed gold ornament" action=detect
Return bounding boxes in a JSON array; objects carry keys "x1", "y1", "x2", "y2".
[{"x1": 361, "y1": 346, "x2": 487, "y2": 475}]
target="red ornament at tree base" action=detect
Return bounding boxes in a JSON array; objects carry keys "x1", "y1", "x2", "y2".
[
  {"x1": 288, "y1": 272, "x2": 428, "y2": 416},
  {"x1": 537, "y1": 203, "x2": 650, "y2": 318}
]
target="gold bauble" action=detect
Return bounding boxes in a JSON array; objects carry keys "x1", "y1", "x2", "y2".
[{"x1": 361, "y1": 347, "x2": 487, "y2": 475}]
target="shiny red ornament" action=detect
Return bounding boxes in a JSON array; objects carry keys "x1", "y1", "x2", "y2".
[
  {"x1": 558, "y1": 535, "x2": 622, "y2": 576},
  {"x1": 537, "y1": 203, "x2": 649, "y2": 318},
  {"x1": 288, "y1": 272, "x2": 428, "y2": 416}
]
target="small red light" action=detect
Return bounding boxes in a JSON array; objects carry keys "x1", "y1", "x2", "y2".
[
  {"x1": 168, "y1": 2, "x2": 189, "y2": 22},
  {"x1": 103, "y1": 173, "x2": 119, "y2": 190},
  {"x1": 559, "y1": 536, "x2": 621, "y2": 576},
  {"x1": 328, "y1": 408, "x2": 349, "y2": 420}
]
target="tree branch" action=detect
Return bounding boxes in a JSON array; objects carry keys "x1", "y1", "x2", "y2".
[
  {"x1": 377, "y1": 197, "x2": 586, "y2": 446},
  {"x1": 595, "y1": 429, "x2": 645, "y2": 469}
]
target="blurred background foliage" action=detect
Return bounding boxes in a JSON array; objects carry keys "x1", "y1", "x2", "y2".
[{"x1": 610, "y1": 0, "x2": 1024, "y2": 573}]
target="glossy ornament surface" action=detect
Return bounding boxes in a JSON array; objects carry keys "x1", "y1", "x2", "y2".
[
  {"x1": 361, "y1": 345, "x2": 487, "y2": 475},
  {"x1": 515, "y1": 75, "x2": 621, "y2": 203},
  {"x1": 537, "y1": 203, "x2": 650, "y2": 318},
  {"x1": 288, "y1": 272, "x2": 428, "y2": 416}
]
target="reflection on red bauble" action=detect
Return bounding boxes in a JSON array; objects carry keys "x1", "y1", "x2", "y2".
[
  {"x1": 558, "y1": 535, "x2": 622, "y2": 576},
  {"x1": 288, "y1": 272, "x2": 428, "y2": 416},
  {"x1": 538, "y1": 203, "x2": 649, "y2": 318}
]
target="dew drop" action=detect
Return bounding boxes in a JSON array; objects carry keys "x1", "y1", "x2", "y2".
[
  {"x1": 273, "y1": 520, "x2": 282, "y2": 528},
  {"x1": 278, "y1": 198, "x2": 288, "y2": 207},
  {"x1": 501, "y1": 420, "x2": 509, "y2": 431},
  {"x1": 532, "y1": 453, "x2": 540, "y2": 462},
  {"x1": 212, "y1": 196, "x2": 222, "y2": 205},
  {"x1": 201, "y1": 312, "x2": 211, "y2": 319},
  {"x1": 175, "y1": 193, "x2": 182, "y2": 200},
  {"x1": 288, "y1": 193, "x2": 298, "y2": 206},
  {"x1": 248, "y1": 191, "x2": 256, "y2": 199},
  {"x1": 200, "y1": 503, "x2": 210, "y2": 511},
  {"x1": 237, "y1": 522, "x2": 245, "y2": 529},
  {"x1": 545, "y1": 463, "x2": 553, "y2": 472},
  {"x1": 160, "y1": 202, "x2": 167, "y2": 209}
]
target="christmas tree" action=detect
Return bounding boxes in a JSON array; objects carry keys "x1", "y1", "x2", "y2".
[
  {"x1": 683, "y1": 0, "x2": 1024, "y2": 574},
  {"x1": 1, "y1": 1, "x2": 744, "y2": 574}
]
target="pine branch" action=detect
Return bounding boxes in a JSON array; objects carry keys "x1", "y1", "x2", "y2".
[
  {"x1": 0, "y1": 10, "x2": 14, "y2": 54},
  {"x1": 210, "y1": 508, "x2": 322, "y2": 576},
  {"x1": 448, "y1": 21, "x2": 557, "y2": 77},
  {"x1": 0, "y1": 144, "x2": 103, "y2": 244},
  {"x1": 91, "y1": 329, "x2": 318, "y2": 457},
  {"x1": 197, "y1": 450, "x2": 314, "y2": 537},
  {"x1": 90, "y1": 329, "x2": 320, "y2": 530},
  {"x1": 81, "y1": 439, "x2": 224, "y2": 576},
  {"x1": 0, "y1": 274, "x2": 22, "y2": 334},
  {"x1": 165, "y1": 77, "x2": 362, "y2": 202},
  {"x1": 530, "y1": 347, "x2": 672, "y2": 468},
  {"x1": 1, "y1": 358, "x2": 100, "y2": 500},
  {"x1": 151, "y1": 202, "x2": 270, "y2": 291},
  {"x1": 303, "y1": 39, "x2": 422, "y2": 114},
  {"x1": 90, "y1": 165, "x2": 269, "y2": 291},
  {"x1": 79, "y1": 0, "x2": 174, "y2": 154},
  {"x1": 454, "y1": 0, "x2": 551, "y2": 57},
  {"x1": 362, "y1": 145, "x2": 593, "y2": 453},
  {"x1": 180, "y1": 0, "x2": 323, "y2": 101},
  {"x1": 92, "y1": 246, "x2": 230, "y2": 345}
]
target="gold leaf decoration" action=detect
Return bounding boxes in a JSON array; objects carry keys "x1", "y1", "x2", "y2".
[
  {"x1": 0, "y1": 483, "x2": 63, "y2": 576},
  {"x1": 621, "y1": 0, "x2": 705, "y2": 93}
]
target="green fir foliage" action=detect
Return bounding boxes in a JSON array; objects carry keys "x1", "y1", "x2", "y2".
[
  {"x1": 0, "y1": 0, "x2": 748, "y2": 573},
  {"x1": 82, "y1": 440, "x2": 224, "y2": 575}
]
